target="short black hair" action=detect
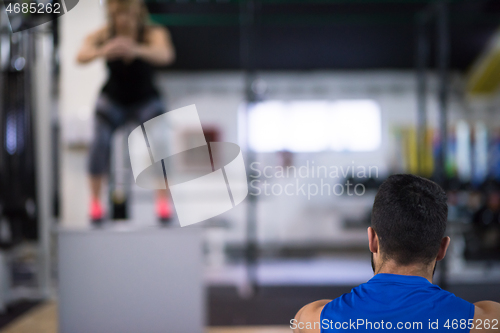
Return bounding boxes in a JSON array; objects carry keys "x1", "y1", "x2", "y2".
[{"x1": 371, "y1": 174, "x2": 448, "y2": 265}]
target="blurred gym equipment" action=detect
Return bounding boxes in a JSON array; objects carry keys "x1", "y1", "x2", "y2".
[{"x1": 0, "y1": 10, "x2": 58, "y2": 312}]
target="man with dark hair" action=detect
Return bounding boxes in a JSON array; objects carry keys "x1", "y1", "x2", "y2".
[{"x1": 293, "y1": 174, "x2": 500, "y2": 333}]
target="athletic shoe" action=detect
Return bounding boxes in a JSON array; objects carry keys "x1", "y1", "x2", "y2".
[
  {"x1": 156, "y1": 197, "x2": 172, "y2": 224},
  {"x1": 90, "y1": 199, "x2": 104, "y2": 226}
]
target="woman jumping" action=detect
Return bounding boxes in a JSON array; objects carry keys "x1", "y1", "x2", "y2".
[{"x1": 77, "y1": 0, "x2": 175, "y2": 225}]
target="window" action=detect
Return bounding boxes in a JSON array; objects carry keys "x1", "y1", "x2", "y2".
[{"x1": 247, "y1": 100, "x2": 381, "y2": 152}]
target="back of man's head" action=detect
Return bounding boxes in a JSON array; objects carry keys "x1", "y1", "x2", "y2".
[{"x1": 371, "y1": 174, "x2": 448, "y2": 266}]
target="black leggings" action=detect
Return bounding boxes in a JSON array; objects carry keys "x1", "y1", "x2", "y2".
[{"x1": 88, "y1": 94, "x2": 165, "y2": 176}]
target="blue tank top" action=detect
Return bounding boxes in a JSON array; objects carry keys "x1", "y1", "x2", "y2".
[{"x1": 320, "y1": 273, "x2": 474, "y2": 332}]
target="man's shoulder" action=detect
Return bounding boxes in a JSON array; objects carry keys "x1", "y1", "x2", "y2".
[
  {"x1": 471, "y1": 301, "x2": 500, "y2": 333},
  {"x1": 293, "y1": 300, "x2": 331, "y2": 333}
]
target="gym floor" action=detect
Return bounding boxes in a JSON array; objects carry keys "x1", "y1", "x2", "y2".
[{"x1": 0, "y1": 302, "x2": 291, "y2": 333}]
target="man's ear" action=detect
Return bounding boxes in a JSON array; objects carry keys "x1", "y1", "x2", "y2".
[
  {"x1": 436, "y1": 236, "x2": 450, "y2": 261},
  {"x1": 368, "y1": 227, "x2": 378, "y2": 254}
]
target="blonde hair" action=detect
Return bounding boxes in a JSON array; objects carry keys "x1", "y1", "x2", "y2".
[{"x1": 107, "y1": 0, "x2": 149, "y2": 26}]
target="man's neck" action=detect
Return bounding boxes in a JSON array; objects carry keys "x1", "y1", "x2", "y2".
[{"x1": 375, "y1": 261, "x2": 434, "y2": 283}]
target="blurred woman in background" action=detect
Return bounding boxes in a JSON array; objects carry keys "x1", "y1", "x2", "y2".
[{"x1": 77, "y1": 0, "x2": 175, "y2": 225}]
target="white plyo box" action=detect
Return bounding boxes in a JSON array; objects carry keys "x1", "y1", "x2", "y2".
[{"x1": 58, "y1": 227, "x2": 204, "y2": 333}]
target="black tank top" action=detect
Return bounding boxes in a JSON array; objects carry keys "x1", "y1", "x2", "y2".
[{"x1": 101, "y1": 25, "x2": 160, "y2": 105}]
